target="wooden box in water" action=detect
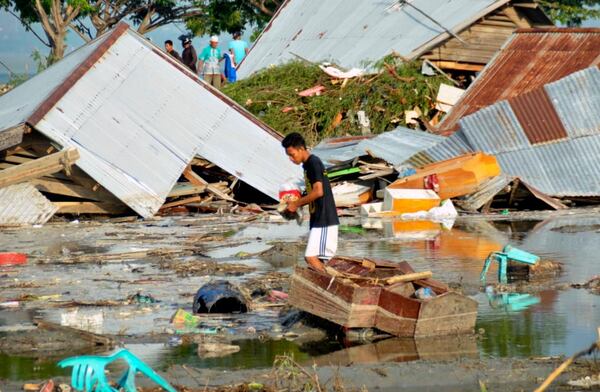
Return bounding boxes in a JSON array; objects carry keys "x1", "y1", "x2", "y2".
[
  {"x1": 289, "y1": 256, "x2": 478, "y2": 337},
  {"x1": 289, "y1": 265, "x2": 381, "y2": 328}
]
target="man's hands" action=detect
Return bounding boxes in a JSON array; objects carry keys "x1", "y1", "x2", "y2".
[{"x1": 286, "y1": 199, "x2": 299, "y2": 213}]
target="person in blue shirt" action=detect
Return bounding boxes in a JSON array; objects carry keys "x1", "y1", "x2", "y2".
[
  {"x1": 228, "y1": 31, "x2": 249, "y2": 67},
  {"x1": 198, "y1": 36, "x2": 222, "y2": 89}
]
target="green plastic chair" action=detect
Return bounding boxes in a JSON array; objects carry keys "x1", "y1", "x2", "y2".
[{"x1": 58, "y1": 349, "x2": 177, "y2": 392}]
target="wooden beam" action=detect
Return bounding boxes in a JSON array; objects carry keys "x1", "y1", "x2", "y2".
[
  {"x1": 0, "y1": 148, "x2": 79, "y2": 189},
  {"x1": 168, "y1": 182, "x2": 207, "y2": 198},
  {"x1": 160, "y1": 196, "x2": 203, "y2": 210},
  {"x1": 424, "y1": 60, "x2": 484, "y2": 72},
  {"x1": 513, "y1": 2, "x2": 539, "y2": 9},
  {"x1": 54, "y1": 201, "x2": 127, "y2": 214},
  {"x1": 31, "y1": 177, "x2": 106, "y2": 201},
  {"x1": 503, "y1": 6, "x2": 532, "y2": 29},
  {"x1": 183, "y1": 166, "x2": 235, "y2": 202}
]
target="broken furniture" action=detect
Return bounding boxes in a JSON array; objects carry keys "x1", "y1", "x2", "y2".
[
  {"x1": 388, "y1": 152, "x2": 501, "y2": 200},
  {"x1": 289, "y1": 256, "x2": 477, "y2": 337},
  {"x1": 480, "y1": 245, "x2": 540, "y2": 284},
  {"x1": 58, "y1": 349, "x2": 176, "y2": 392}
]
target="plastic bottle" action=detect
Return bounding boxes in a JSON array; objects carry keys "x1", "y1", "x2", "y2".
[{"x1": 414, "y1": 287, "x2": 436, "y2": 300}]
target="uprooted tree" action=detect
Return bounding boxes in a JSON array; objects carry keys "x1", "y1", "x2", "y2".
[{"x1": 1, "y1": 0, "x2": 283, "y2": 64}]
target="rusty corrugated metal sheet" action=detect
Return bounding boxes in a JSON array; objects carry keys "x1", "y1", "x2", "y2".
[
  {"x1": 509, "y1": 88, "x2": 567, "y2": 144},
  {"x1": 437, "y1": 28, "x2": 600, "y2": 136},
  {"x1": 457, "y1": 66, "x2": 600, "y2": 197},
  {"x1": 0, "y1": 183, "x2": 57, "y2": 225}
]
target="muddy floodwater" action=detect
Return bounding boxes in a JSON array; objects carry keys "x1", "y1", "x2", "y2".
[{"x1": 0, "y1": 211, "x2": 599, "y2": 389}]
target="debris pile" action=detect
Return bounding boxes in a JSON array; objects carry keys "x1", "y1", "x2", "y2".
[
  {"x1": 223, "y1": 60, "x2": 450, "y2": 145},
  {"x1": 0, "y1": 23, "x2": 301, "y2": 226}
]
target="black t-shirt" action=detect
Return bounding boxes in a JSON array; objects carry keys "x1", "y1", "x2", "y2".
[{"x1": 303, "y1": 154, "x2": 339, "y2": 228}]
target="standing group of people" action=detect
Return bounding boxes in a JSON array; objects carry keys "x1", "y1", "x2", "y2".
[{"x1": 164, "y1": 32, "x2": 249, "y2": 89}]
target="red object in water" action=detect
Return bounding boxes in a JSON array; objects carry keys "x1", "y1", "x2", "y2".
[
  {"x1": 39, "y1": 380, "x2": 54, "y2": 392},
  {"x1": 0, "y1": 253, "x2": 27, "y2": 266}
]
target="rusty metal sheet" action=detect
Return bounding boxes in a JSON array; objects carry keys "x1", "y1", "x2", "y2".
[
  {"x1": 457, "y1": 67, "x2": 600, "y2": 197},
  {"x1": 509, "y1": 88, "x2": 567, "y2": 144},
  {"x1": 437, "y1": 28, "x2": 600, "y2": 136}
]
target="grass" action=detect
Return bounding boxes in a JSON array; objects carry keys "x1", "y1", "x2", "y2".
[{"x1": 222, "y1": 59, "x2": 448, "y2": 146}]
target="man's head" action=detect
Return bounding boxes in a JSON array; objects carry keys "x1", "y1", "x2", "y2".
[
  {"x1": 165, "y1": 40, "x2": 174, "y2": 52},
  {"x1": 210, "y1": 35, "x2": 219, "y2": 48},
  {"x1": 282, "y1": 132, "x2": 309, "y2": 165},
  {"x1": 182, "y1": 37, "x2": 191, "y2": 48},
  {"x1": 233, "y1": 31, "x2": 242, "y2": 40}
]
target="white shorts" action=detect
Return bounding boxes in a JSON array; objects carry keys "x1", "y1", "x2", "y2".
[{"x1": 305, "y1": 225, "x2": 338, "y2": 260}]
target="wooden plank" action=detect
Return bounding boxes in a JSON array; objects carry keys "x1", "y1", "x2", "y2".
[
  {"x1": 31, "y1": 178, "x2": 106, "y2": 201},
  {"x1": 36, "y1": 320, "x2": 114, "y2": 346},
  {"x1": 0, "y1": 124, "x2": 25, "y2": 151},
  {"x1": 183, "y1": 166, "x2": 235, "y2": 202},
  {"x1": 168, "y1": 182, "x2": 207, "y2": 198},
  {"x1": 502, "y1": 7, "x2": 532, "y2": 28},
  {"x1": 160, "y1": 196, "x2": 203, "y2": 210},
  {"x1": 423, "y1": 60, "x2": 485, "y2": 72},
  {"x1": 54, "y1": 201, "x2": 127, "y2": 214},
  {"x1": 0, "y1": 148, "x2": 79, "y2": 189}
]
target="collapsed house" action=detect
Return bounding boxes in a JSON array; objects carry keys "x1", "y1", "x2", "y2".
[
  {"x1": 237, "y1": 0, "x2": 551, "y2": 79},
  {"x1": 436, "y1": 27, "x2": 600, "y2": 136},
  {"x1": 420, "y1": 28, "x2": 600, "y2": 199},
  {"x1": 0, "y1": 23, "x2": 301, "y2": 225}
]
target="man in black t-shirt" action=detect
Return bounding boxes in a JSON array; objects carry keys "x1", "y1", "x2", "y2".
[{"x1": 282, "y1": 133, "x2": 339, "y2": 272}]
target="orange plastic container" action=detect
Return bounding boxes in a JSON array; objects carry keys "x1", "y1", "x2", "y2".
[
  {"x1": 388, "y1": 152, "x2": 501, "y2": 199},
  {"x1": 382, "y1": 189, "x2": 440, "y2": 214}
]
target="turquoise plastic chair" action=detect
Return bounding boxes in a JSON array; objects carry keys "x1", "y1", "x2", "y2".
[
  {"x1": 480, "y1": 245, "x2": 540, "y2": 284},
  {"x1": 58, "y1": 349, "x2": 177, "y2": 392}
]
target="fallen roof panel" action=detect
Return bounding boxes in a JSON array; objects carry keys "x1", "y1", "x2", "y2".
[
  {"x1": 0, "y1": 183, "x2": 58, "y2": 226},
  {"x1": 0, "y1": 24, "x2": 302, "y2": 217},
  {"x1": 437, "y1": 27, "x2": 600, "y2": 135},
  {"x1": 312, "y1": 127, "x2": 443, "y2": 168},
  {"x1": 458, "y1": 67, "x2": 600, "y2": 197},
  {"x1": 237, "y1": 0, "x2": 512, "y2": 79}
]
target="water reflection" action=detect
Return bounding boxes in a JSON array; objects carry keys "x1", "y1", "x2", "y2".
[{"x1": 357, "y1": 215, "x2": 600, "y2": 358}]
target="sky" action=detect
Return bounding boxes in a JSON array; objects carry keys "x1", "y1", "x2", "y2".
[
  {"x1": 0, "y1": 8, "x2": 598, "y2": 75},
  {"x1": 0, "y1": 10, "x2": 249, "y2": 75}
]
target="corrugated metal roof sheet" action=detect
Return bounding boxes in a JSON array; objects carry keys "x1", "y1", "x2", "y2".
[
  {"x1": 0, "y1": 183, "x2": 57, "y2": 225},
  {"x1": 358, "y1": 128, "x2": 445, "y2": 166},
  {"x1": 420, "y1": 130, "x2": 474, "y2": 163},
  {"x1": 458, "y1": 67, "x2": 600, "y2": 196},
  {"x1": 312, "y1": 127, "x2": 443, "y2": 167},
  {"x1": 437, "y1": 27, "x2": 600, "y2": 135},
  {"x1": 0, "y1": 33, "x2": 111, "y2": 134},
  {"x1": 0, "y1": 24, "x2": 302, "y2": 217},
  {"x1": 237, "y1": 0, "x2": 511, "y2": 79}
]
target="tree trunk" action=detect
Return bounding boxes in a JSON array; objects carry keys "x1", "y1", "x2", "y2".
[{"x1": 49, "y1": 33, "x2": 66, "y2": 64}]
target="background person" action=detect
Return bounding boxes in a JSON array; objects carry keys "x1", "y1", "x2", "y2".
[
  {"x1": 198, "y1": 35, "x2": 222, "y2": 88},
  {"x1": 181, "y1": 37, "x2": 197, "y2": 73},
  {"x1": 228, "y1": 31, "x2": 249, "y2": 66},
  {"x1": 164, "y1": 40, "x2": 182, "y2": 62}
]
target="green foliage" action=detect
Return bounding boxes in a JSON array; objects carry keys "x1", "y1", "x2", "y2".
[
  {"x1": 31, "y1": 49, "x2": 49, "y2": 72},
  {"x1": 539, "y1": 0, "x2": 600, "y2": 26},
  {"x1": 222, "y1": 60, "x2": 447, "y2": 146},
  {"x1": 185, "y1": 0, "x2": 275, "y2": 36}
]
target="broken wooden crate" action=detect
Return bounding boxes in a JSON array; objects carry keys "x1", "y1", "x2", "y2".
[{"x1": 289, "y1": 256, "x2": 477, "y2": 337}]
